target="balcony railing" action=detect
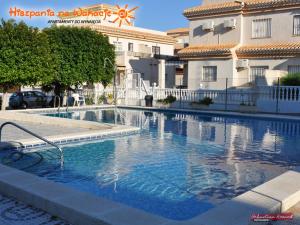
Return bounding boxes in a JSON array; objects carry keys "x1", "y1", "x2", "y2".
[{"x1": 115, "y1": 51, "x2": 152, "y2": 59}]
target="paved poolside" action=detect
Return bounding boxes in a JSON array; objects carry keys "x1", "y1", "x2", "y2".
[
  {"x1": 0, "y1": 194, "x2": 69, "y2": 225},
  {"x1": 0, "y1": 119, "x2": 91, "y2": 141}
]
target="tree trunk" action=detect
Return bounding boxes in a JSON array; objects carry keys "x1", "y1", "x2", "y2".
[{"x1": 1, "y1": 92, "x2": 8, "y2": 111}]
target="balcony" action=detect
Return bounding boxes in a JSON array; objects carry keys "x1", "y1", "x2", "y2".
[
  {"x1": 127, "y1": 51, "x2": 151, "y2": 58},
  {"x1": 115, "y1": 49, "x2": 152, "y2": 66}
]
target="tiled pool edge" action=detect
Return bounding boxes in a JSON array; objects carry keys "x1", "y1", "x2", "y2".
[
  {"x1": 3, "y1": 126, "x2": 140, "y2": 152},
  {"x1": 119, "y1": 105, "x2": 300, "y2": 121},
  {"x1": 0, "y1": 167, "x2": 298, "y2": 225},
  {"x1": 17, "y1": 104, "x2": 115, "y2": 114},
  {"x1": 22, "y1": 104, "x2": 300, "y2": 121}
]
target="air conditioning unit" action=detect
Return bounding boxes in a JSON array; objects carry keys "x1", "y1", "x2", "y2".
[
  {"x1": 202, "y1": 21, "x2": 214, "y2": 31},
  {"x1": 236, "y1": 59, "x2": 249, "y2": 69},
  {"x1": 224, "y1": 18, "x2": 236, "y2": 29}
]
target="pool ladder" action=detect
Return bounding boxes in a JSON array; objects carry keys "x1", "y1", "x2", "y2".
[
  {"x1": 0, "y1": 122, "x2": 64, "y2": 166},
  {"x1": 54, "y1": 95, "x2": 69, "y2": 113}
]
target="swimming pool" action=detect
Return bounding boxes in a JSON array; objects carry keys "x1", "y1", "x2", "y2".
[{"x1": 2, "y1": 108, "x2": 300, "y2": 220}]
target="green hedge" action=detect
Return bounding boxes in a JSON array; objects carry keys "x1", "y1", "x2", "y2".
[{"x1": 280, "y1": 73, "x2": 300, "y2": 86}]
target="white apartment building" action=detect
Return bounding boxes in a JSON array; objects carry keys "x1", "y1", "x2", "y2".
[
  {"x1": 179, "y1": 0, "x2": 300, "y2": 90},
  {"x1": 58, "y1": 4, "x2": 176, "y2": 89}
]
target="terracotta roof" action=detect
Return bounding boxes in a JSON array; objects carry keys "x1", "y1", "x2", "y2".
[
  {"x1": 184, "y1": 0, "x2": 300, "y2": 19},
  {"x1": 184, "y1": 2, "x2": 242, "y2": 18},
  {"x1": 178, "y1": 44, "x2": 237, "y2": 59},
  {"x1": 167, "y1": 28, "x2": 189, "y2": 35},
  {"x1": 87, "y1": 25, "x2": 176, "y2": 45},
  {"x1": 237, "y1": 43, "x2": 300, "y2": 58}
]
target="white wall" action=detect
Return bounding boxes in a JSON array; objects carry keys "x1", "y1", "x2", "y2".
[
  {"x1": 188, "y1": 59, "x2": 235, "y2": 90},
  {"x1": 189, "y1": 14, "x2": 242, "y2": 45},
  {"x1": 243, "y1": 9, "x2": 300, "y2": 45},
  {"x1": 247, "y1": 58, "x2": 300, "y2": 71}
]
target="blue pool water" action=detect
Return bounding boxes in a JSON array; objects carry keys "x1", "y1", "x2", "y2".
[{"x1": 2, "y1": 109, "x2": 300, "y2": 220}]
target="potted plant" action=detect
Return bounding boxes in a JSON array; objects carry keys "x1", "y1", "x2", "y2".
[
  {"x1": 190, "y1": 97, "x2": 213, "y2": 109},
  {"x1": 155, "y1": 95, "x2": 176, "y2": 108}
]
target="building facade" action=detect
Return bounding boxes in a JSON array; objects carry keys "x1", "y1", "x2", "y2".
[
  {"x1": 58, "y1": 4, "x2": 176, "y2": 89},
  {"x1": 179, "y1": 0, "x2": 300, "y2": 90}
]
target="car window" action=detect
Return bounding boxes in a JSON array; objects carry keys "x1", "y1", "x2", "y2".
[
  {"x1": 34, "y1": 92, "x2": 45, "y2": 97},
  {"x1": 23, "y1": 92, "x2": 31, "y2": 97}
]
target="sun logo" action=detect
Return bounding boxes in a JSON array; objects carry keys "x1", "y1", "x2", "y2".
[{"x1": 113, "y1": 4, "x2": 138, "y2": 27}]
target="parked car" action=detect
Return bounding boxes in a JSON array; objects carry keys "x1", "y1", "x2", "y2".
[{"x1": 9, "y1": 91, "x2": 53, "y2": 109}]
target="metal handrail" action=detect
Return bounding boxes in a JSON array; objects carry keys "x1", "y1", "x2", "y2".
[
  {"x1": 53, "y1": 95, "x2": 61, "y2": 113},
  {"x1": 65, "y1": 96, "x2": 69, "y2": 112},
  {"x1": 0, "y1": 122, "x2": 64, "y2": 166}
]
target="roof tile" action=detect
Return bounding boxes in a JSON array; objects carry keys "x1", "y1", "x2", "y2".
[
  {"x1": 237, "y1": 43, "x2": 300, "y2": 58},
  {"x1": 184, "y1": 0, "x2": 300, "y2": 18},
  {"x1": 82, "y1": 24, "x2": 176, "y2": 45},
  {"x1": 178, "y1": 44, "x2": 237, "y2": 58}
]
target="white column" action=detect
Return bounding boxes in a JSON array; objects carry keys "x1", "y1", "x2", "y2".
[{"x1": 158, "y1": 59, "x2": 166, "y2": 89}]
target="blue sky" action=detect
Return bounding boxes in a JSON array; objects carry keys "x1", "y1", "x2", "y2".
[{"x1": 1, "y1": 0, "x2": 200, "y2": 31}]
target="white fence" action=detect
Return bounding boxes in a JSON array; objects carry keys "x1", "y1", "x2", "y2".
[
  {"x1": 82, "y1": 85, "x2": 300, "y2": 113},
  {"x1": 84, "y1": 87, "x2": 257, "y2": 105}
]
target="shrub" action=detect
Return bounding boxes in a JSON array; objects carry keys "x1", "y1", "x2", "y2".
[
  {"x1": 157, "y1": 95, "x2": 176, "y2": 105},
  {"x1": 280, "y1": 73, "x2": 300, "y2": 86},
  {"x1": 98, "y1": 94, "x2": 106, "y2": 104},
  {"x1": 199, "y1": 97, "x2": 213, "y2": 106},
  {"x1": 85, "y1": 96, "x2": 94, "y2": 105}
]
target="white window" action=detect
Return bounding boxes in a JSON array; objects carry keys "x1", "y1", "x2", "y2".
[
  {"x1": 113, "y1": 41, "x2": 123, "y2": 51},
  {"x1": 203, "y1": 66, "x2": 217, "y2": 82},
  {"x1": 250, "y1": 66, "x2": 268, "y2": 81},
  {"x1": 252, "y1": 19, "x2": 271, "y2": 38},
  {"x1": 288, "y1": 65, "x2": 300, "y2": 74},
  {"x1": 293, "y1": 16, "x2": 300, "y2": 36}
]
